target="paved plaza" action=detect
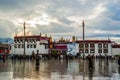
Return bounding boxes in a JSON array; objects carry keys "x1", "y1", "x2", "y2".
[{"x1": 0, "y1": 59, "x2": 120, "y2": 80}]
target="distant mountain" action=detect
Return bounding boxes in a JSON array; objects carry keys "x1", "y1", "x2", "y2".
[{"x1": 0, "y1": 38, "x2": 14, "y2": 44}]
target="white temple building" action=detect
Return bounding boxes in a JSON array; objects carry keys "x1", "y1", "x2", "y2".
[
  {"x1": 10, "y1": 34, "x2": 50, "y2": 55},
  {"x1": 76, "y1": 40, "x2": 112, "y2": 56}
]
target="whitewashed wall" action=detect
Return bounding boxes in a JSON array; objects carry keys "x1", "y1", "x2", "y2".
[
  {"x1": 10, "y1": 40, "x2": 49, "y2": 55},
  {"x1": 84, "y1": 43, "x2": 112, "y2": 56},
  {"x1": 112, "y1": 48, "x2": 120, "y2": 56}
]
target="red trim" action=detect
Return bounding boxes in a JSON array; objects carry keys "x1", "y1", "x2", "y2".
[
  {"x1": 14, "y1": 35, "x2": 49, "y2": 41},
  {"x1": 112, "y1": 44, "x2": 120, "y2": 48},
  {"x1": 76, "y1": 40, "x2": 111, "y2": 43},
  {"x1": 55, "y1": 46, "x2": 67, "y2": 49}
]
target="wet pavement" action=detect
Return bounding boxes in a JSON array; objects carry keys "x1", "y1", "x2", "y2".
[{"x1": 0, "y1": 59, "x2": 120, "y2": 80}]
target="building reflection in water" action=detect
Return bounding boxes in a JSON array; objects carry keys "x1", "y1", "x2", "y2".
[
  {"x1": 88, "y1": 67, "x2": 94, "y2": 80},
  {"x1": 0, "y1": 59, "x2": 120, "y2": 80},
  {"x1": 0, "y1": 60, "x2": 13, "y2": 80},
  {"x1": 103, "y1": 59, "x2": 109, "y2": 76},
  {"x1": 118, "y1": 66, "x2": 120, "y2": 75},
  {"x1": 13, "y1": 60, "x2": 118, "y2": 80}
]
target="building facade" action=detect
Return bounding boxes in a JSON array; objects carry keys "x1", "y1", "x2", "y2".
[
  {"x1": 76, "y1": 40, "x2": 112, "y2": 56},
  {"x1": 11, "y1": 34, "x2": 114, "y2": 57},
  {"x1": 0, "y1": 43, "x2": 10, "y2": 54},
  {"x1": 10, "y1": 34, "x2": 50, "y2": 55},
  {"x1": 49, "y1": 37, "x2": 68, "y2": 56},
  {"x1": 112, "y1": 44, "x2": 120, "y2": 56}
]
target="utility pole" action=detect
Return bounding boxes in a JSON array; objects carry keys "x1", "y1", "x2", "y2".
[
  {"x1": 82, "y1": 20, "x2": 85, "y2": 59},
  {"x1": 23, "y1": 22, "x2": 26, "y2": 56}
]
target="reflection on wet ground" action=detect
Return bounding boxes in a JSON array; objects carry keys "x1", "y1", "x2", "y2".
[{"x1": 0, "y1": 59, "x2": 120, "y2": 80}]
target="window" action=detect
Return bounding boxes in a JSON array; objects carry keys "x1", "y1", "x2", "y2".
[
  {"x1": 14, "y1": 44, "x2": 17, "y2": 48},
  {"x1": 34, "y1": 39, "x2": 36, "y2": 43},
  {"x1": 21, "y1": 39, "x2": 23, "y2": 43},
  {"x1": 31, "y1": 39, "x2": 33, "y2": 43},
  {"x1": 29, "y1": 39, "x2": 31, "y2": 42},
  {"x1": 104, "y1": 49, "x2": 108, "y2": 53},
  {"x1": 90, "y1": 49, "x2": 95, "y2": 53},
  {"x1": 22, "y1": 44, "x2": 24, "y2": 48},
  {"x1": 34, "y1": 44, "x2": 36, "y2": 48},
  {"x1": 98, "y1": 43, "x2": 102, "y2": 48},
  {"x1": 27, "y1": 44, "x2": 29, "y2": 48},
  {"x1": 98, "y1": 49, "x2": 102, "y2": 53},
  {"x1": 45, "y1": 44, "x2": 48, "y2": 49},
  {"x1": 85, "y1": 49, "x2": 89, "y2": 53},
  {"x1": 85, "y1": 43, "x2": 89, "y2": 48},
  {"x1": 103, "y1": 43, "x2": 108, "y2": 48},
  {"x1": 27, "y1": 39, "x2": 29, "y2": 43},
  {"x1": 20, "y1": 39, "x2": 22, "y2": 42},
  {"x1": 80, "y1": 49, "x2": 84, "y2": 53},
  {"x1": 79, "y1": 44, "x2": 83, "y2": 48},
  {"x1": 30, "y1": 44, "x2": 32, "y2": 48},
  {"x1": 18, "y1": 45, "x2": 20, "y2": 48},
  {"x1": 90, "y1": 43, "x2": 94, "y2": 48},
  {"x1": 33, "y1": 39, "x2": 35, "y2": 42},
  {"x1": 17, "y1": 39, "x2": 20, "y2": 43},
  {"x1": 33, "y1": 39, "x2": 35, "y2": 43},
  {"x1": 14, "y1": 40, "x2": 17, "y2": 43}
]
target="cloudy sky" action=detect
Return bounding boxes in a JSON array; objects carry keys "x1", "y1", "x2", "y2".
[{"x1": 0, "y1": 0, "x2": 120, "y2": 42}]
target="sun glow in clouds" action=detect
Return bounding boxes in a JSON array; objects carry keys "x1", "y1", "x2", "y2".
[
  {"x1": 13, "y1": 13, "x2": 51, "y2": 28},
  {"x1": 11, "y1": 13, "x2": 53, "y2": 36},
  {"x1": 31, "y1": 13, "x2": 50, "y2": 25}
]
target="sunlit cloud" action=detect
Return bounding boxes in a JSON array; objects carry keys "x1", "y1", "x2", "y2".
[
  {"x1": 13, "y1": 13, "x2": 51, "y2": 27},
  {"x1": 0, "y1": 0, "x2": 120, "y2": 42}
]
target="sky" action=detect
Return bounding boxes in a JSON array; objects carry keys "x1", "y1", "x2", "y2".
[{"x1": 0, "y1": 0, "x2": 120, "y2": 42}]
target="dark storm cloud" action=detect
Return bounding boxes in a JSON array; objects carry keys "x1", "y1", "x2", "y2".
[{"x1": 87, "y1": 33, "x2": 120, "y2": 38}]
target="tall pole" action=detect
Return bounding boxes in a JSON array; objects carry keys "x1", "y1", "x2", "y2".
[
  {"x1": 82, "y1": 20, "x2": 85, "y2": 80},
  {"x1": 82, "y1": 20, "x2": 85, "y2": 59},
  {"x1": 23, "y1": 22, "x2": 26, "y2": 56}
]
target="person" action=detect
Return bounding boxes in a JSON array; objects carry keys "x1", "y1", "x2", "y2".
[
  {"x1": 88, "y1": 54, "x2": 93, "y2": 69},
  {"x1": 118, "y1": 57, "x2": 120, "y2": 66},
  {"x1": 3, "y1": 54, "x2": 6, "y2": 62},
  {"x1": 35, "y1": 53, "x2": 40, "y2": 71},
  {"x1": 35, "y1": 53, "x2": 40, "y2": 67},
  {"x1": 32, "y1": 51, "x2": 35, "y2": 59}
]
